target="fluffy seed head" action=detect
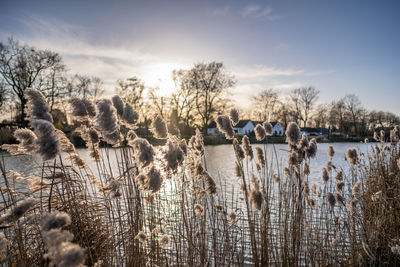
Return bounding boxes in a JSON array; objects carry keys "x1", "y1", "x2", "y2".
[
  {"x1": 346, "y1": 148, "x2": 358, "y2": 165},
  {"x1": 151, "y1": 114, "x2": 168, "y2": 139},
  {"x1": 327, "y1": 192, "x2": 336, "y2": 208},
  {"x1": 216, "y1": 115, "x2": 234, "y2": 139},
  {"x1": 322, "y1": 168, "x2": 329, "y2": 182},
  {"x1": 31, "y1": 119, "x2": 60, "y2": 161},
  {"x1": 14, "y1": 128, "x2": 37, "y2": 152},
  {"x1": 242, "y1": 135, "x2": 253, "y2": 160},
  {"x1": 204, "y1": 171, "x2": 217, "y2": 194},
  {"x1": 0, "y1": 198, "x2": 36, "y2": 225},
  {"x1": 229, "y1": 109, "x2": 239, "y2": 126},
  {"x1": 122, "y1": 103, "x2": 138, "y2": 125},
  {"x1": 263, "y1": 122, "x2": 273, "y2": 136},
  {"x1": 255, "y1": 147, "x2": 265, "y2": 165},
  {"x1": 147, "y1": 166, "x2": 162, "y2": 193},
  {"x1": 94, "y1": 99, "x2": 120, "y2": 144},
  {"x1": 306, "y1": 138, "x2": 318, "y2": 158},
  {"x1": 352, "y1": 181, "x2": 361, "y2": 198},
  {"x1": 25, "y1": 88, "x2": 53, "y2": 123},
  {"x1": 132, "y1": 138, "x2": 154, "y2": 167},
  {"x1": 41, "y1": 212, "x2": 71, "y2": 231},
  {"x1": 227, "y1": 210, "x2": 237, "y2": 224},
  {"x1": 250, "y1": 189, "x2": 263, "y2": 211},
  {"x1": 254, "y1": 124, "x2": 266, "y2": 141},
  {"x1": 328, "y1": 146, "x2": 335, "y2": 159},
  {"x1": 285, "y1": 122, "x2": 300, "y2": 146},
  {"x1": 111, "y1": 95, "x2": 124, "y2": 116},
  {"x1": 303, "y1": 163, "x2": 310, "y2": 176}
]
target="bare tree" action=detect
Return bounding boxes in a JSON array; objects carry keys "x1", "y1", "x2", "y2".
[
  {"x1": 251, "y1": 89, "x2": 278, "y2": 121},
  {"x1": 342, "y1": 94, "x2": 363, "y2": 136},
  {"x1": 289, "y1": 87, "x2": 319, "y2": 127},
  {"x1": 312, "y1": 104, "x2": 328, "y2": 128},
  {"x1": 148, "y1": 87, "x2": 169, "y2": 119},
  {"x1": 115, "y1": 76, "x2": 146, "y2": 121},
  {"x1": 329, "y1": 100, "x2": 346, "y2": 132},
  {"x1": 68, "y1": 75, "x2": 104, "y2": 100},
  {"x1": 171, "y1": 69, "x2": 196, "y2": 127},
  {"x1": 176, "y1": 62, "x2": 235, "y2": 132},
  {"x1": 0, "y1": 38, "x2": 64, "y2": 126}
]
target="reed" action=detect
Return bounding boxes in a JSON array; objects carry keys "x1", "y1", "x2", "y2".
[{"x1": 0, "y1": 89, "x2": 399, "y2": 266}]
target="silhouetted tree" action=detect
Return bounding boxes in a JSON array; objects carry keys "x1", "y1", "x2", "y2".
[
  {"x1": 251, "y1": 89, "x2": 278, "y2": 121},
  {"x1": 0, "y1": 38, "x2": 64, "y2": 126},
  {"x1": 289, "y1": 87, "x2": 319, "y2": 127}
]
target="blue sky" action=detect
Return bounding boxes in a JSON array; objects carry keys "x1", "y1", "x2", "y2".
[{"x1": 1, "y1": 0, "x2": 399, "y2": 113}]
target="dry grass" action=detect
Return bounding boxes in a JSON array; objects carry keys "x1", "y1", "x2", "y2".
[{"x1": 0, "y1": 92, "x2": 399, "y2": 266}]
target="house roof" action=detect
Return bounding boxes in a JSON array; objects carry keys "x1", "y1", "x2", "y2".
[{"x1": 252, "y1": 121, "x2": 280, "y2": 127}]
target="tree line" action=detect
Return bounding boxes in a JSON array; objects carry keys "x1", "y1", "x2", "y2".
[{"x1": 1, "y1": 37, "x2": 398, "y2": 137}]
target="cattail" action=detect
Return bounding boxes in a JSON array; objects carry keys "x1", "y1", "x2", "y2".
[
  {"x1": 335, "y1": 192, "x2": 345, "y2": 206},
  {"x1": 194, "y1": 204, "x2": 204, "y2": 216},
  {"x1": 147, "y1": 166, "x2": 162, "y2": 193},
  {"x1": 111, "y1": 95, "x2": 124, "y2": 116},
  {"x1": 336, "y1": 181, "x2": 345, "y2": 192},
  {"x1": 122, "y1": 103, "x2": 139, "y2": 125},
  {"x1": 204, "y1": 171, "x2": 217, "y2": 194},
  {"x1": 327, "y1": 192, "x2": 336, "y2": 208},
  {"x1": 373, "y1": 132, "x2": 379, "y2": 141},
  {"x1": 233, "y1": 139, "x2": 245, "y2": 160},
  {"x1": 229, "y1": 109, "x2": 239, "y2": 126},
  {"x1": 288, "y1": 152, "x2": 298, "y2": 165},
  {"x1": 250, "y1": 189, "x2": 263, "y2": 210},
  {"x1": 306, "y1": 138, "x2": 318, "y2": 158},
  {"x1": 242, "y1": 135, "x2": 253, "y2": 160},
  {"x1": 159, "y1": 234, "x2": 170, "y2": 249},
  {"x1": 234, "y1": 162, "x2": 241, "y2": 177},
  {"x1": 25, "y1": 88, "x2": 53, "y2": 123},
  {"x1": 216, "y1": 115, "x2": 234, "y2": 139},
  {"x1": 41, "y1": 212, "x2": 71, "y2": 231},
  {"x1": 14, "y1": 128, "x2": 37, "y2": 152},
  {"x1": 322, "y1": 168, "x2": 329, "y2": 182},
  {"x1": 285, "y1": 122, "x2": 300, "y2": 146},
  {"x1": 263, "y1": 122, "x2": 273, "y2": 136},
  {"x1": 352, "y1": 181, "x2": 361, "y2": 198},
  {"x1": 0, "y1": 198, "x2": 36, "y2": 225},
  {"x1": 227, "y1": 210, "x2": 237, "y2": 224},
  {"x1": 335, "y1": 169, "x2": 343, "y2": 181},
  {"x1": 254, "y1": 124, "x2": 266, "y2": 141},
  {"x1": 255, "y1": 147, "x2": 265, "y2": 165},
  {"x1": 303, "y1": 163, "x2": 310, "y2": 176},
  {"x1": 31, "y1": 119, "x2": 60, "y2": 161},
  {"x1": 132, "y1": 138, "x2": 154, "y2": 167},
  {"x1": 326, "y1": 160, "x2": 334, "y2": 172},
  {"x1": 327, "y1": 146, "x2": 335, "y2": 159},
  {"x1": 151, "y1": 114, "x2": 168, "y2": 139},
  {"x1": 346, "y1": 148, "x2": 358, "y2": 165},
  {"x1": 135, "y1": 231, "x2": 147, "y2": 245},
  {"x1": 94, "y1": 99, "x2": 120, "y2": 144}
]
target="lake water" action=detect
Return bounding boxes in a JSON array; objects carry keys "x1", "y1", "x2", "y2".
[{"x1": 1, "y1": 142, "x2": 373, "y2": 190}]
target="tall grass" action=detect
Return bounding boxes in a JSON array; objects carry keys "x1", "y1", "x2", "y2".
[{"x1": 0, "y1": 90, "x2": 399, "y2": 266}]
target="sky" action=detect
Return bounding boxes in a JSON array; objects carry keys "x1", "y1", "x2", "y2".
[{"x1": 1, "y1": 0, "x2": 400, "y2": 113}]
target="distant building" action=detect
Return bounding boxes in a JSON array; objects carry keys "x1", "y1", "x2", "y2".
[
  {"x1": 253, "y1": 121, "x2": 284, "y2": 136},
  {"x1": 207, "y1": 120, "x2": 284, "y2": 137},
  {"x1": 300, "y1": 127, "x2": 330, "y2": 137}
]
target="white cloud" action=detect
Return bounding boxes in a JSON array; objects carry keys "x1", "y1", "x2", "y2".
[
  {"x1": 241, "y1": 5, "x2": 279, "y2": 20},
  {"x1": 232, "y1": 65, "x2": 305, "y2": 79}
]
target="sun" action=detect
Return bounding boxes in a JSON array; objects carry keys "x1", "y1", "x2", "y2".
[{"x1": 140, "y1": 62, "x2": 188, "y2": 96}]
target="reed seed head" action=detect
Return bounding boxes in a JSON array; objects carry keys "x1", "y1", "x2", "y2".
[
  {"x1": 111, "y1": 95, "x2": 124, "y2": 116},
  {"x1": 151, "y1": 114, "x2": 168, "y2": 139},
  {"x1": 263, "y1": 122, "x2": 273, "y2": 136},
  {"x1": 159, "y1": 234, "x2": 170, "y2": 249},
  {"x1": 194, "y1": 204, "x2": 204, "y2": 216},
  {"x1": 327, "y1": 192, "x2": 336, "y2": 208},
  {"x1": 216, "y1": 115, "x2": 234, "y2": 140},
  {"x1": 229, "y1": 109, "x2": 239, "y2": 126},
  {"x1": 135, "y1": 231, "x2": 147, "y2": 245},
  {"x1": 254, "y1": 124, "x2": 266, "y2": 141},
  {"x1": 132, "y1": 138, "x2": 155, "y2": 167},
  {"x1": 285, "y1": 122, "x2": 300, "y2": 146},
  {"x1": 328, "y1": 146, "x2": 335, "y2": 159},
  {"x1": 322, "y1": 168, "x2": 329, "y2": 182},
  {"x1": 122, "y1": 103, "x2": 139, "y2": 125},
  {"x1": 41, "y1": 211, "x2": 72, "y2": 231},
  {"x1": 346, "y1": 148, "x2": 358, "y2": 165},
  {"x1": 242, "y1": 135, "x2": 253, "y2": 160},
  {"x1": 25, "y1": 88, "x2": 53, "y2": 123}
]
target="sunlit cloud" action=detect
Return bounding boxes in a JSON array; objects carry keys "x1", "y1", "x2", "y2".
[{"x1": 241, "y1": 5, "x2": 279, "y2": 20}]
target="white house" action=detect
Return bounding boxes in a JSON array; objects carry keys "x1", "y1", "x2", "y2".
[
  {"x1": 207, "y1": 120, "x2": 255, "y2": 136},
  {"x1": 207, "y1": 120, "x2": 284, "y2": 137}
]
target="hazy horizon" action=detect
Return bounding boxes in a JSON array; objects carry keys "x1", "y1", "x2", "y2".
[{"x1": 1, "y1": 0, "x2": 399, "y2": 113}]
